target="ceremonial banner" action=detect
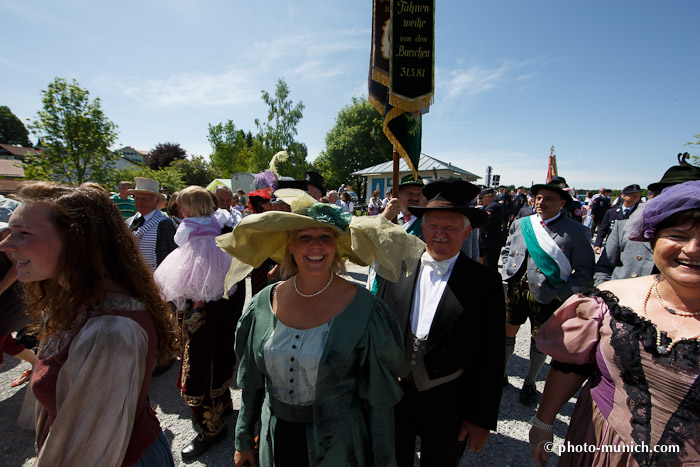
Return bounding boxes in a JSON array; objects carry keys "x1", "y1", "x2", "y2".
[
  {"x1": 389, "y1": 0, "x2": 435, "y2": 112},
  {"x1": 369, "y1": 0, "x2": 434, "y2": 179}
]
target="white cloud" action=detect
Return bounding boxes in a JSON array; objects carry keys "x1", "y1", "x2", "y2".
[
  {"x1": 439, "y1": 58, "x2": 544, "y2": 100},
  {"x1": 95, "y1": 68, "x2": 261, "y2": 108}
]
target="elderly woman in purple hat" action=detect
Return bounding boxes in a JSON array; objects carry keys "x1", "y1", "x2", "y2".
[{"x1": 529, "y1": 180, "x2": 700, "y2": 466}]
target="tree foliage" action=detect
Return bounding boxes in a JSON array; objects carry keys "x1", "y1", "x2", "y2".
[
  {"x1": 315, "y1": 97, "x2": 393, "y2": 191},
  {"x1": 686, "y1": 133, "x2": 700, "y2": 166},
  {"x1": 207, "y1": 122, "x2": 252, "y2": 177},
  {"x1": 208, "y1": 78, "x2": 311, "y2": 180},
  {"x1": 145, "y1": 142, "x2": 187, "y2": 169},
  {"x1": 250, "y1": 79, "x2": 311, "y2": 179},
  {"x1": 0, "y1": 106, "x2": 32, "y2": 147},
  {"x1": 26, "y1": 77, "x2": 119, "y2": 185},
  {"x1": 171, "y1": 155, "x2": 217, "y2": 187}
]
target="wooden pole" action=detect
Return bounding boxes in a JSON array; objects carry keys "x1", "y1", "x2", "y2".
[
  {"x1": 391, "y1": 148, "x2": 400, "y2": 223},
  {"x1": 392, "y1": 148, "x2": 400, "y2": 197}
]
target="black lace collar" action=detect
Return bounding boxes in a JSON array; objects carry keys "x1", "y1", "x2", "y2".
[{"x1": 594, "y1": 289, "x2": 700, "y2": 370}]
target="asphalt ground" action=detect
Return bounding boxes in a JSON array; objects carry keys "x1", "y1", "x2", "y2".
[{"x1": 0, "y1": 261, "x2": 575, "y2": 466}]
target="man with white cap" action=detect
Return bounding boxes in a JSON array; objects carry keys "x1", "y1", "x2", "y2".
[{"x1": 125, "y1": 177, "x2": 177, "y2": 272}]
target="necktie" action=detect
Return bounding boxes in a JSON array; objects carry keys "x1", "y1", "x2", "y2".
[
  {"x1": 421, "y1": 253, "x2": 450, "y2": 276},
  {"x1": 404, "y1": 215, "x2": 412, "y2": 223},
  {"x1": 131, "y1": 215, "x2": 145, "y2": 231},
  {"x1": 623, "y1": 208, "x2": 630, "y2": 218}
]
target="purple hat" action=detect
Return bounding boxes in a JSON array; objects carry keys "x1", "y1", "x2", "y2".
[{"x1": 626, "y1": 180, "x2": 700, "y2": 242}]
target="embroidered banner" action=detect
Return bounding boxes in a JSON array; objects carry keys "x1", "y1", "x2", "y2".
[
  {"x1": 389, "y1": 0, "x2": 435, "y2": 112},
  {"x1": 368, "y1": 0, "x2": 433, "y2": 179}
]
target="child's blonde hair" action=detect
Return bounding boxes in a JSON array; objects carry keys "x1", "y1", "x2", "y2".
[{"x1": 178, "y1": 186, "x2": 216, "y2": 217}]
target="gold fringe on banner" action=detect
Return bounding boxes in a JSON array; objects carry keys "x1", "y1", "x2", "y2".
[
  {"x1": 383, "y1": 107, "x2": 419, "y2": 180},
  {"x1": 368, "y1": 94, "x2": 385, "y2": 115},
  {"x1": 371, "y1": 68, "x2": 390, "y2": 87},
  {"x1": 388, "y1": 92, "x2": 434, "y2": 114}
]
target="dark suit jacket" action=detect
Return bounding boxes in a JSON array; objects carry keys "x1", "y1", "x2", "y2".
[
  {"x1": 479, "y1": 201, "x2": 506, "y2": 249},
  {"x1": 594, "y1": 203, "x2": 639, "y2": 247},
  {"x1": 376, "y1": 251, "x2": 505, "y2": 431},
  {"x1": 126, "y1": 213, "x2": 178, "y2": 267}
]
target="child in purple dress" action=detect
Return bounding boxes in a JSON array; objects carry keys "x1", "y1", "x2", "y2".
[{"x1": 154, "y1": 186, "x2": 236, "y2": 325}]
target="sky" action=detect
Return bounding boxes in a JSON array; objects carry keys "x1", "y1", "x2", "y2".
[{"x1": 2, "y1": 0, "x2": 699, "y2": 191}]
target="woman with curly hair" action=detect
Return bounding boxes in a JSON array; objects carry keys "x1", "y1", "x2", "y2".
[{"x1": 0, "y1": 182, "x2": 177, "y2": 466}]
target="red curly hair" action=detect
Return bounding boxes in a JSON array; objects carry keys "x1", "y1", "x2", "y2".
[{"x1": 14, "y1": 182, "x2": 177, "y2": 364}]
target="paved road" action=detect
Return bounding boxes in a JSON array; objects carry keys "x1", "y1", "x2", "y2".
[{"x1": 0, "y1": 261, "x2": 575, "y2": 466}]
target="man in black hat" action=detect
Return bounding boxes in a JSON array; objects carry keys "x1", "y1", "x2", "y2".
[
  {"x1": 478, "y1": 188, "x2": 506, "y2": 271},
  {"x1": 501, "y1": 181, "x2": 594, "y2": 406},
  {"x1": 593, "y1": 184, "x2": 642, "y2": 254},
  {"x1": 377, "y1": 178, "x2": 505, "y2": 465},
  {"x1": 381, "y1": 174, "x2": 427, "y2": 240},
  {"x1": 304, "y1": 170, "x2": 325, "y2": 200},
  {"x1": 368, "y1": 175, "x2": 427, "y2": 294}
]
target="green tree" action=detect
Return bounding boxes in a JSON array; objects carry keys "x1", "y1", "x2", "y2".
[
  {"x1": 145, "y1": 142, "x2": 187, "y2": 169},
  {"x1": 108, "y1": 164, "x2": 187, "y2": 194},
  {"x1": 0, "y1": 106, "x2": 32, "y2": 147},
  {"x1": 250, "y1": 79, "x2": 310, "y2": 179},
  {"x1": 171, "y1": 155, "x2": 217, "y2": 187},
  {"x1": 26, "y1": 78, "x2": 119, "y2": 185},
  {"x1": 685, "y1": 133, "x2": 700, "y2": 166},
  {"x1": 207, "y1": 121, "x2": 251, "y2": 176},
  {"x1": 315, "y1": 97, "x2": 393, "y2": 191}
]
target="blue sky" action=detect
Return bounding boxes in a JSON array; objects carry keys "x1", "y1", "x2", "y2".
[{"x1": 2, "y1": 0, "x2": 698, "y2": 190}]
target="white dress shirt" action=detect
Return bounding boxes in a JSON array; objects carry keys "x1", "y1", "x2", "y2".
[{"x1": 410, "y1": 251, "x2": 460, "y2": 339}]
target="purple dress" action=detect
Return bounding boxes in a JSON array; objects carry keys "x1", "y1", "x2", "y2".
[
  {"x1": 154, "y1": 214, "x2": 236, "y2": 308},
  {"x1": 536, "y1": 291, "x2": 700, "y2": 466}
]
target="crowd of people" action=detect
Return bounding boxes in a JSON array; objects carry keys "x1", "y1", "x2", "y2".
[{"x1": 0, "y1": 157, "x2": 699, "y2": 466}]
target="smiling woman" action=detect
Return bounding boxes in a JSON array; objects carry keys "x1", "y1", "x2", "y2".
[
  {"x1": 2, "y1": 203, "x2": 61, "y2": 283},
  {"x1": 216, "y1": 188, "x2": 424, "y2": 467},
  {"x1": 0, "y1": 182, "x2": 177, "y2": 467},
  {"x1": 529, "y1": 180, "x2": 700, "y2": 467}
]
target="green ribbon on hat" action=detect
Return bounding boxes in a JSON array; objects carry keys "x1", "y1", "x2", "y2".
[{"x1": 305, "y1": 203, "x2": 352, "y2": 231}]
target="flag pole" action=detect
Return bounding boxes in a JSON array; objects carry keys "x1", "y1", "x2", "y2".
[{"x1": 392, "y1": 148, "x2": 399, "y2": 198}]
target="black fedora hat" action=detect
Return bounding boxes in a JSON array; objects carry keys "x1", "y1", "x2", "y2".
[
  {"x1": 647, "y1": 155, "x2": 700, "y2": 193},
  {"x1": 304, "y1": 171, "x2": 325, "y2": 194},
  {"x1": 530, "y1": 180, "x2": 569, "y2": 201},
  {"x1": 408, "y1": 179, "x2": 488, "y2": 228}
]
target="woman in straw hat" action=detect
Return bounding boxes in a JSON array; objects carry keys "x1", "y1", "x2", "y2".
[
  {"x1": 218, "y1": 189, "x2": 424, "y2": 467},
  {"x1": 529, "y1": 180, "x2": 700, "y2": 466}
]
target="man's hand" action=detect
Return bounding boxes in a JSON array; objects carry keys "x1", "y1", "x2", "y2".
[
  {"x1": 457, "y1": 420, "x2": 490, "y2": 452},
  {"x1": 381, "y1": 198, "x2": 400, "y2": 221}
]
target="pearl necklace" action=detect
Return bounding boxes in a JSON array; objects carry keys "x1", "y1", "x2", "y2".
[
  {"x1": 293, "y1": 273, "x2": 333, "y2": 298},
  {"x1": 643, "y1": 275, "x2": 700, "y2": 355},
  {"x1": 653, "y1": 278, "x2": 700, "y2": 317}
]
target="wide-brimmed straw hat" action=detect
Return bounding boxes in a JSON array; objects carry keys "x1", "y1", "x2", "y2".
[{"x1": 216, "y1": 189, "x2": 424, "y2": 290}]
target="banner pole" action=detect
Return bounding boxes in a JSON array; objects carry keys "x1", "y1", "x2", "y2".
[{"x1": 392, "y1": 148, "x2": 400, "y2": 198}]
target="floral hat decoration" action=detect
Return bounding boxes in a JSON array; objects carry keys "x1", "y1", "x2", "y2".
[{"x1": 216, "y1": 189, "x2": 424, "y2": 292}]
